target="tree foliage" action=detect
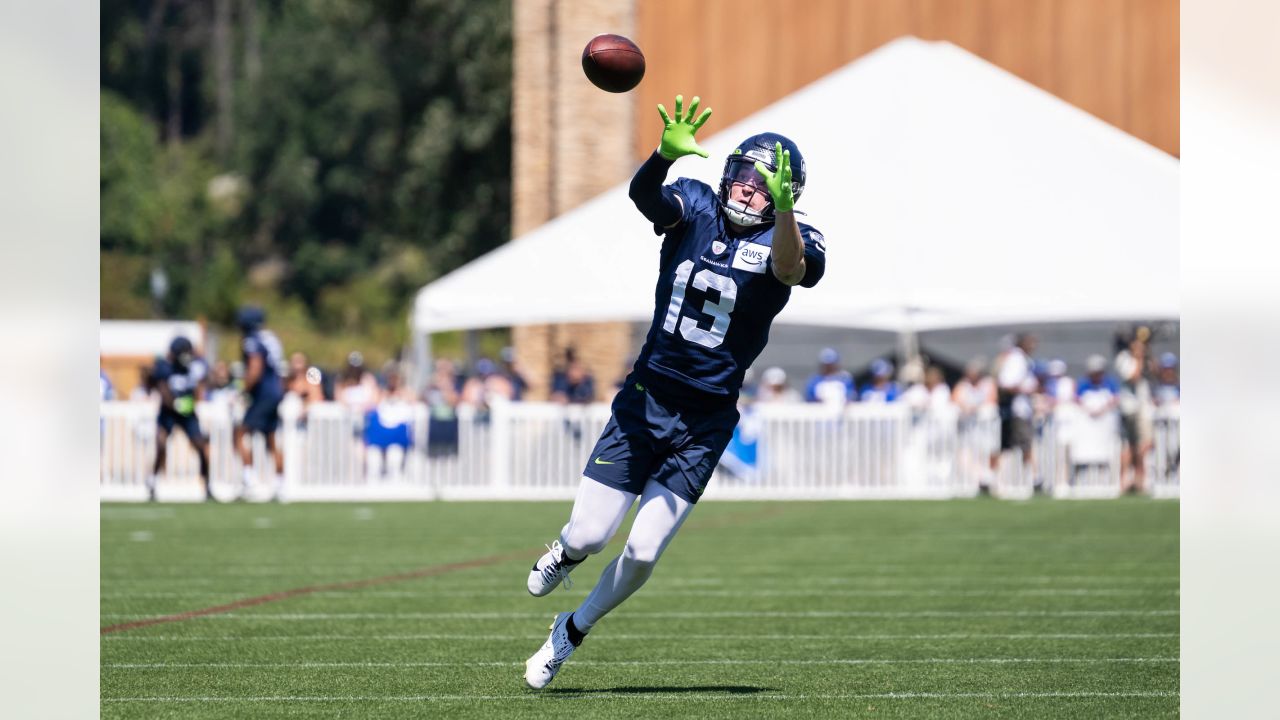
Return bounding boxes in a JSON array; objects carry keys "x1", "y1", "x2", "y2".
[{"x1": 101, "y1": 0, "x2": 512, "y2": 355}]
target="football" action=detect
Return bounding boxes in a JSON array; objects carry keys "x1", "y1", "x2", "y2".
[{"x1": 581, "y1": 34, "x2": 645, "y2": 93}]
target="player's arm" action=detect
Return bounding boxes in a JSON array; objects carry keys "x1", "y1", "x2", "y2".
[
  {"x1": 629, "y1": 95, "x2": 711, "y2": 228},
  {"x1": 755, "y1": 141, "x2": 807, "y2": 286},
  {"x1": 156, "y1": 378, "x2": 175, "y2": 411}
]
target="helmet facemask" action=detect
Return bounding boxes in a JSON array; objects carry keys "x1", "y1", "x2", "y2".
[
  {"x1": 719, "y1": 156, "x2": 774, "y2": 227},
  {"x1": 718, "y1": 135, "x2": 806, "y2": 228}
]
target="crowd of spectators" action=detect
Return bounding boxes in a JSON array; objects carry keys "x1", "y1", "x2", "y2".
[{"x1": 109, "y1": 326, "x2": 1177, "y2": 490}]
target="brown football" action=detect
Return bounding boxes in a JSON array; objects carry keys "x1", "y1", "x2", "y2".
[{"x1": 581, "y1": 34, "x2": 645, "y2": 93}]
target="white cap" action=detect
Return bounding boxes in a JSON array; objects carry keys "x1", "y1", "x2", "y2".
[
  {"x1": 1086, "y1": 354, "x2": 1108, "y2": 373},
  {"x1": 762, "y1": 367, "x2": 787, "y2": 386}
]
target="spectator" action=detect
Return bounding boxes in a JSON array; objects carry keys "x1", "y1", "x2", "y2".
[
  {"x1": 206, "y1": 360, "x2": 239, "y2": 407},
  {"x1": 100, "y1": 361, "x2": 115, "y2": 402},
  {"x1": 804, "y1": 348, "x2": 855, "y2": 410},
  {"x1": 499, "y1": 346, "x2": 529, "y2": 401},
  {"x1": 1153, "y1": 352, "x2": 1180, "y2": 407},
  {"x1": 1077, "y1": 354, "x2": 1121, "y2": 417},
  {"x1": 1071, "y1": 354, "x2": 1123, "y2": 487},
  {"x1": 423, "y1": 358, "x2": 462, "y2": 458},
  {"x1": 1114, "y1": 328, "x2": 1154, "y2": 493},
  {"x1": 758, "y1": 366, "x2": 802, "y2": 403},
  {"x1": 992, "y1": 333, "x2": 1038, "y2": 484},
  {"x1": 1044, "y1": 359, "x2": 1075, "y2": 407},
  {"x1": 952, "y1": 356, "x2": 996, "y2": 418},
  {"x1": 285, "y1": 352, "x2": 325, "y2": 410},
  {"x1": 364, "y1": 363, "x2": 416, "y2": 478},
  {"x1": 903, "y1": 364, "x2": 951, "y2": 413},
  {"x1": 859, "y1": 359, "x2": 900, "y2": 403},
  {"x1": 551, "y1": 348, "x2": 596, "y2": 405},
  {"x1": 130, "y1": 362, "x2": 159, "y2": 402},
  {"x1": 461, "y1": 357, "x2": 518, "y2": 413},
  {"x1": 336, "y1": 351, "x2": 379, "y2": 416}
]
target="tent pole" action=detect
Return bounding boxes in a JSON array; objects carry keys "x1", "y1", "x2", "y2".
[{"x1": 413, "y1": 331, "x2": 432, "y2": 392}]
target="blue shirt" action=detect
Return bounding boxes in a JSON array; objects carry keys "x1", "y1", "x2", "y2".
[
  {"x1": 632, "y1": 178, "x2": 827, "y2": 404},
  {"x1": 242, "y1": 329, "x2": 285, "y2": 398},
  {"x1": 1077, "y1": 375, "x2": 1121, "y2": 400},
  {"x1": 859, "y1": 381, "x2": 901, "y2": 403},
  {"x1": 805, "y1": 371, "x2": 856, "y2": 404}
]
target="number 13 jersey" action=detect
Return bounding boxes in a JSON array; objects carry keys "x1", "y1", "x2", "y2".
[{"x1": 632, "y1": 177, "x2": 827, "y2": 404}]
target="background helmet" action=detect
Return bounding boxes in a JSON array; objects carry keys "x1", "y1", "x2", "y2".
[
  {"x1": 169, "y1": 336, "x2": 195, "y2": 366},
  {"x1": 236, "y1": 305, "x2": 266, "y2": 332},
  {"x1": 718, "y1": 132, "x2": 806, "y2": 227}
]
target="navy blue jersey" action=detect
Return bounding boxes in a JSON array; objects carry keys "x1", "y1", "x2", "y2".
[
  {"x1": 242, "y1": 329, "x2": 285, "y2": 398},
  {"x1": 633, "y1": 178, "x2": 826, "y2": 402},
  {"x1": 152, "y1": 357, "x2": 207, "y2": 399}
]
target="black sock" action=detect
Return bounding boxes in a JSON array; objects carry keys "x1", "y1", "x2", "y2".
[
  {"x1": 563, "y1": 551, "x2": 585, "y2": 565},
  {"x1": 565, "y1": 613, "x2": 587, "y2": 646}
]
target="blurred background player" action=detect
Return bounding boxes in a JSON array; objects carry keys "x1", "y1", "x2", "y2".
[
  {"x1": 149, "y1": 336, "x2": 212, "y2": 502},
  {"x1": 232, "y1": 306, "x2": 286, "y2": 500},
  {"x1": 522, "y1": 95, "x2": 826, "y2": 690}
]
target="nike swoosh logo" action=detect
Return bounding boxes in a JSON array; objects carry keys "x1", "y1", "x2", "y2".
[{"x1": 593, "y1": 457, "x2": 615, "y2": 465}]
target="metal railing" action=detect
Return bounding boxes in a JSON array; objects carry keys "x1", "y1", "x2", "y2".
[{"x1": 99, "y1": 399, "x2": 1179, "y2": 501}]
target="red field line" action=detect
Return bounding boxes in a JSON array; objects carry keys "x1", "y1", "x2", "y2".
[
  {"x1": 100, "y1": 504, "x2": 788, "y2": 635},
  {"x1": 100, "y1": 547, "x2": 542, "y2": 635}
]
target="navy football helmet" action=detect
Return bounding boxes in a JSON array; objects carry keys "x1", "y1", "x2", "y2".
[
  {"x1": 236, "y1": 305, "x2": 266, "y2": 332},
  {"x1": 169, "y1": 336, "x2": 195, "y2": 367},
  {"x1": 718, "y1": 132, "x2": 806, "y2": 228}
]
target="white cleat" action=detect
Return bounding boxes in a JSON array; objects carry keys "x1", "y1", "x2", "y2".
[
  {"x1": 527, "y1": 540, "x2": 583, "y2": 596},
  {"x1": 524, "y1": 611, "x2": 579, "y2": 690}
]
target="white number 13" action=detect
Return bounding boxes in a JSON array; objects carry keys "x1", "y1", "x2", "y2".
[{"x1": 661, "y1": 259, "x2": 738, "y2": 349}]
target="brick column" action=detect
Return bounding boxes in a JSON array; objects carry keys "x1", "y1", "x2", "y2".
[{"x1": 512, "y1": 0, "x2": 638, "y2": 400}]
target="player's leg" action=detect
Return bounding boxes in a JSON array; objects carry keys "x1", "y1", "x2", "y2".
[
  {"x1": 181, "y1": 416, "x2": 214, "y2": 502},
  {"x1": 524, "y1": 480, "x2": 690, "y2": 690},
  {"x1": 263, "y1": 430, "x2": 284, "y2": 500},
  {"x1": 150, "y1": 425, "x2": 170, "y2": 502},
  {"x1": 572, "y1": 479, "x2": 692, "y2": 633},
  {"x1": 529, "y1": 383, "x2": 656, "y2": 597},
  {"x1": 528, "y1": 477, "x2": 637, "y2": 597}
]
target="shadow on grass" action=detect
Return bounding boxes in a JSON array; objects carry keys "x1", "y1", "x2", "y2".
[{"x1": 542, "y1": 685, "x2": 773, "y2": 697}]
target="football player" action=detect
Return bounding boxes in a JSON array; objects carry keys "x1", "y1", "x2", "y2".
[
  {"x1": 523, "y1": 95, "x2": 827, "y2": 689},
  {"x1": 149, "y1": 337, "x2": 213, "y2": 502},
  {"x1": 232, "y1": 306, "x2": 286, "y2": 500}
]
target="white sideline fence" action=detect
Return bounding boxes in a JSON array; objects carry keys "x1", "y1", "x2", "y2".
[{"x1": 100, "y1": 399, "x2": 1179, "y2": 502}]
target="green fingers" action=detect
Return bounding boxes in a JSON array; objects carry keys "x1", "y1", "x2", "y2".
[
  {"x1": 657, "y1": 94, "x2": 712, "y2": 160},
  {"x1": 754, "y1": 141, "x2": 795, "y2": 213}
]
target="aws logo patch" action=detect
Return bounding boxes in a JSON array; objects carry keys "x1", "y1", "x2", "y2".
[{"x1": 732, "y1": 242, "x2": 771, "y2": 274}]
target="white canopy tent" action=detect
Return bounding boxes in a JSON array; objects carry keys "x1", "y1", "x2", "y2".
[{"x1": 411, "y1": 37, "x2": 1177, "y2": 358}]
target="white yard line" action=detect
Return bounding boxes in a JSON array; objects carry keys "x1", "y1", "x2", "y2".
[
  {"x1": 106, "y1": 657, "x2": 1180, "y2": 669},
  {"x1": 103, "y1": 690, "x2": 1179, "y2": 702},
  {"x1": 100, "y1": 609, "x2": 1181, "y2": 620},
  {"x1": 100, "y1": 587, "x2": 1177, "y2": 599},
  {"x1": 103, "y1": 631, "x2": 1180, "y2": 642}
]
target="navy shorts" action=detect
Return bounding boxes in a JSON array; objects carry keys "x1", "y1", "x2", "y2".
[
  {"x1": 582, "y1": 378, "x2": 739, "y2": 504},
  {"x1": 241, "y1": 392, "x2": 283, "y2": 434},
  {"x1": 157, "y1": 408, "x2": 204, "y2": 443}
]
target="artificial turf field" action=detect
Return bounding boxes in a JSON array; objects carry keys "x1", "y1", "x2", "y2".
[{"x1": 101, "y1": 498, "x2": 1178, "y2": 718}]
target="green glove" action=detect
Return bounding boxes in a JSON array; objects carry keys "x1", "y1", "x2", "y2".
[
  {"x1": 174, "y1": 396, "x2": 196, "y2": 416},
  {"x1": 656, "y1": 94, "x2": 712, "y2": 161},
  {"x1": 754, "y1": 141, "x2": 795, "y2": 213}
]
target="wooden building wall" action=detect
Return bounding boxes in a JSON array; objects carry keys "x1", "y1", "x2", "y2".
[{"x1": 633, "y1": 0, "x2": 1179, "y2": 160}]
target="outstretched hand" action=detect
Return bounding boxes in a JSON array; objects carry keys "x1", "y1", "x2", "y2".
[
  {"x1": 753, "y1": 141, "x2": 794, "y2": 213},
  {"x1": 657, "y1": 94, "x2": 712, "y2": 161}
]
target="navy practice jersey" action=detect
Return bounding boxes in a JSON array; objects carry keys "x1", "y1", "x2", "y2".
[
  {"x1": 242, "y1": 329, "x2": 285, "y2": 398},
  {"x1": 152, "y1": 357, "x2": 208, "y2": 400},
  {"x1": 632, "y1": 177, "x2": 827, "y2": 401}
]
